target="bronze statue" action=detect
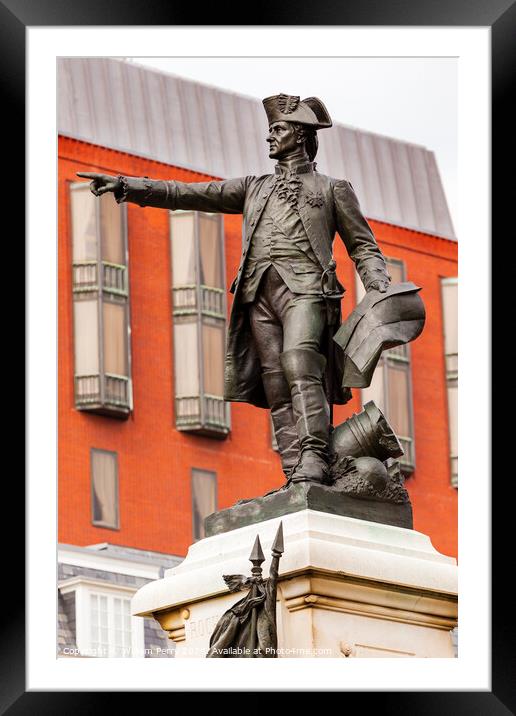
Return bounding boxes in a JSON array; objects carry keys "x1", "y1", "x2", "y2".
[
  {"x1": 78, "y1": 93, "x2": 392, "y2": 486},
  {"x1": 206, "y1": 522, "x2": 284, "y2": 658}
]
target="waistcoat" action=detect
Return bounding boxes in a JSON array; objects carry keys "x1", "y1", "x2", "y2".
[{"x1": 240, "y1": 165, "x2": 323, "y2": 304}]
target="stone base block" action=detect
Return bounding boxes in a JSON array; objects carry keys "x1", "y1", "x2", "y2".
[
  {"x1": 132, "y1": 510, "x2": 457, "y2": 658},
  {"x1": 205, "y1": 481, "x2": 413, "y2": 536}
]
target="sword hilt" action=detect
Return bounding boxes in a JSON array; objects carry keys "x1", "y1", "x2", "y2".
[{"x1": 321, "y1": 261, "x2": 344, "y2": 326}]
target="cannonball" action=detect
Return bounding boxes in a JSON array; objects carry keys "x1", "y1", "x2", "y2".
[{"x1": 353, "y1": 456, "x2": 389, "y2": 492}]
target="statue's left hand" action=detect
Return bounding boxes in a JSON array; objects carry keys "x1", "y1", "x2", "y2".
[{"x1": 367, "y1": 279, "x2": 390, "y2": 293}]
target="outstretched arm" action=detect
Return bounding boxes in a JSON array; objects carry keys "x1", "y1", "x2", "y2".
[
  {"x1": 77, "y1": 172, "x2": 249, "y2": 215},
  {"x1": 333, "y1": 179, "x2": 391, "y2": 293}
]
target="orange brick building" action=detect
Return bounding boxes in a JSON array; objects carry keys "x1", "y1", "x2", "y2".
[{"x1": 58, "y1": 59, "x2": 458, "y2": 568}]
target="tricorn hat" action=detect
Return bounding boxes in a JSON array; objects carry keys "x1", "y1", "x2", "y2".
[
  {"x1": 333, "y1": 282, "x2": 426, "y2": 388},
  {"x1": 263, "y1": 94, "x2": 332, "y2": 129}
]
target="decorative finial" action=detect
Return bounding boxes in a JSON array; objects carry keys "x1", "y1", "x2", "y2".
[
  {"x1": 249, "y1": 534, "x2": 265, "y2": 576},
  {"x1": 271, "y1": 521, "x2": 284, "y2": 556}
]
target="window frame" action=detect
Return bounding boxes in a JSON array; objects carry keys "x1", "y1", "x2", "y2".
[
  {"x1": 191, "y1": 468, "x2": 218, "y2": 542},
  {"x1": 170, "y1": 210, "x2": 230, "y2": 437},
  {"x1": 440, "y1": 276, "x2": 458, "y2": 488},
  {"x1": 59, "y1": 578, "x2": 144, "y2": 658},
  {"x1": 70, "y1": 181, "x2": 133, "y2": 418},
  {"x1": 90, "y1": 448, "x2": 120, "y2": 530}
]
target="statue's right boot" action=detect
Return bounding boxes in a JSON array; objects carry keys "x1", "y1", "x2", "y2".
[
  {"x1": 280, "y1": 348, "x2": 331, "y2": 484},
  {"x1": 262, "y1": 369, "x2": 300, "y2": 480}
]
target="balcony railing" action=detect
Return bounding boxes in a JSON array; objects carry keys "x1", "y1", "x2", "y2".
[
  {"x1": 75, "y1": 374, "x2": 131, "y2": 415},
  {"x1": 73, "y1": 261, "x2": 127, "y2": 297},
  {"x1": 200, "y1": 286, "x2": 225, "y2": 318},
  {"x1": 102, "y1": 262, "x2": 127, "y2": 296},
  {"x1": 175, "y1": 394, "x2": 229, "y2": 437},
  {"x1": 75, "y1": 374, "x2": 101, "y2": 404},
  {"x1": 172, "y1": 285, "x2": 197, "y2": 314},
  {"x1": 204, "y1": 395, "x2": 229, "y2": 430},
  {"x1": 175, "y1": 396, "x2": 201, "y2": 425},
  {"x1": 72, "y1": 261, "x2": 98, "y2": 293},
  {"x1": 104, "y1": 374, "x2": 131, "y2": 407}
]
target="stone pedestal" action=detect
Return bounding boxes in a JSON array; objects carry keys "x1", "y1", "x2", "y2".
[{"x1": 132, "y1": 510, "x2": 457, "y2": 658}]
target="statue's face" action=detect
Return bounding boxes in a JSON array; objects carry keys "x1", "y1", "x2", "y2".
[{"x1": 267, "y1": 121, "x2": 298, "y2": 159}]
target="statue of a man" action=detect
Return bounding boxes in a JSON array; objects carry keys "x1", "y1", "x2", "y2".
[{"x1": 78, "y1": 93, "x2": 391, "y2": 486}]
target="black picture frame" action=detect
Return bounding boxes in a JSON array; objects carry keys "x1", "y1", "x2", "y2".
[{"x1": 10, "y1": 0, "x2": 510, "y2": 710}]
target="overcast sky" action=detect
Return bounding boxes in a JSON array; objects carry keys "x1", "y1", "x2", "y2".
[{"x1": 131, "y1": 57, "x2": 457, "y2": 233}]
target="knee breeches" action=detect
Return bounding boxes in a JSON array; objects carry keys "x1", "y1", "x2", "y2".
[{"x1": 248, "y1": 266, "x2": 327, "y2": 373}]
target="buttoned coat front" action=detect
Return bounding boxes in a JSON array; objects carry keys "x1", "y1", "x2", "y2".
[{"x1": 118, "y1": 169, "x2": 390, "y2": 409}]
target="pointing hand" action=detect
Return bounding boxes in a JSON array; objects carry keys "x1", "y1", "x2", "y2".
[{"x1": 76, "y1": 172, "x2": 121, "y2": 197}]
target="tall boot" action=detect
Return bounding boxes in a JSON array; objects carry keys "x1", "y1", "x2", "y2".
[
  {"x1": 280, "y1": 348, "x2": 331, "y2": 484},
  {"x1": 262, "y1": 370, "x2": 300, "y2": 479}
]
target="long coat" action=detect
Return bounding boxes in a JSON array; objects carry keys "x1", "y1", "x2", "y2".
[{"x1": 117, "y1": 170, "x2": 390, "y2": 409}]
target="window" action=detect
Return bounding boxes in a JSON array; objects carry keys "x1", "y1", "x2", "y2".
[
  {"x1": 170, "y1": 212, "x2": 230, "y2": 437},
  {"x1": 70, "y1": 183, "x2": 132, "y2": 417},
  {"x1": 60, "y1": 580, "x2": 144, "y2": 657},
  {"x1": 91, "y1": 449, "x2": 119, "y2": 529},
  {"x1": 357, "y1": 259, "x2": 416, "y2": 475},
  {"x1": 191, "y1": 469, "x2": 217, "y2": 541},
  {"x1": 441, "y1": 277, "x2": 458, "y2": 487}
]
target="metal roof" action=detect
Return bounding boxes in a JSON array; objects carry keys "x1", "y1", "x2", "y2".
[
  {"x1": 59, "y1": 541, "x2": 183, "y2": 567},
  {"x1": 58, "y1": 57, "x2": 456, "y2": 240}
]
